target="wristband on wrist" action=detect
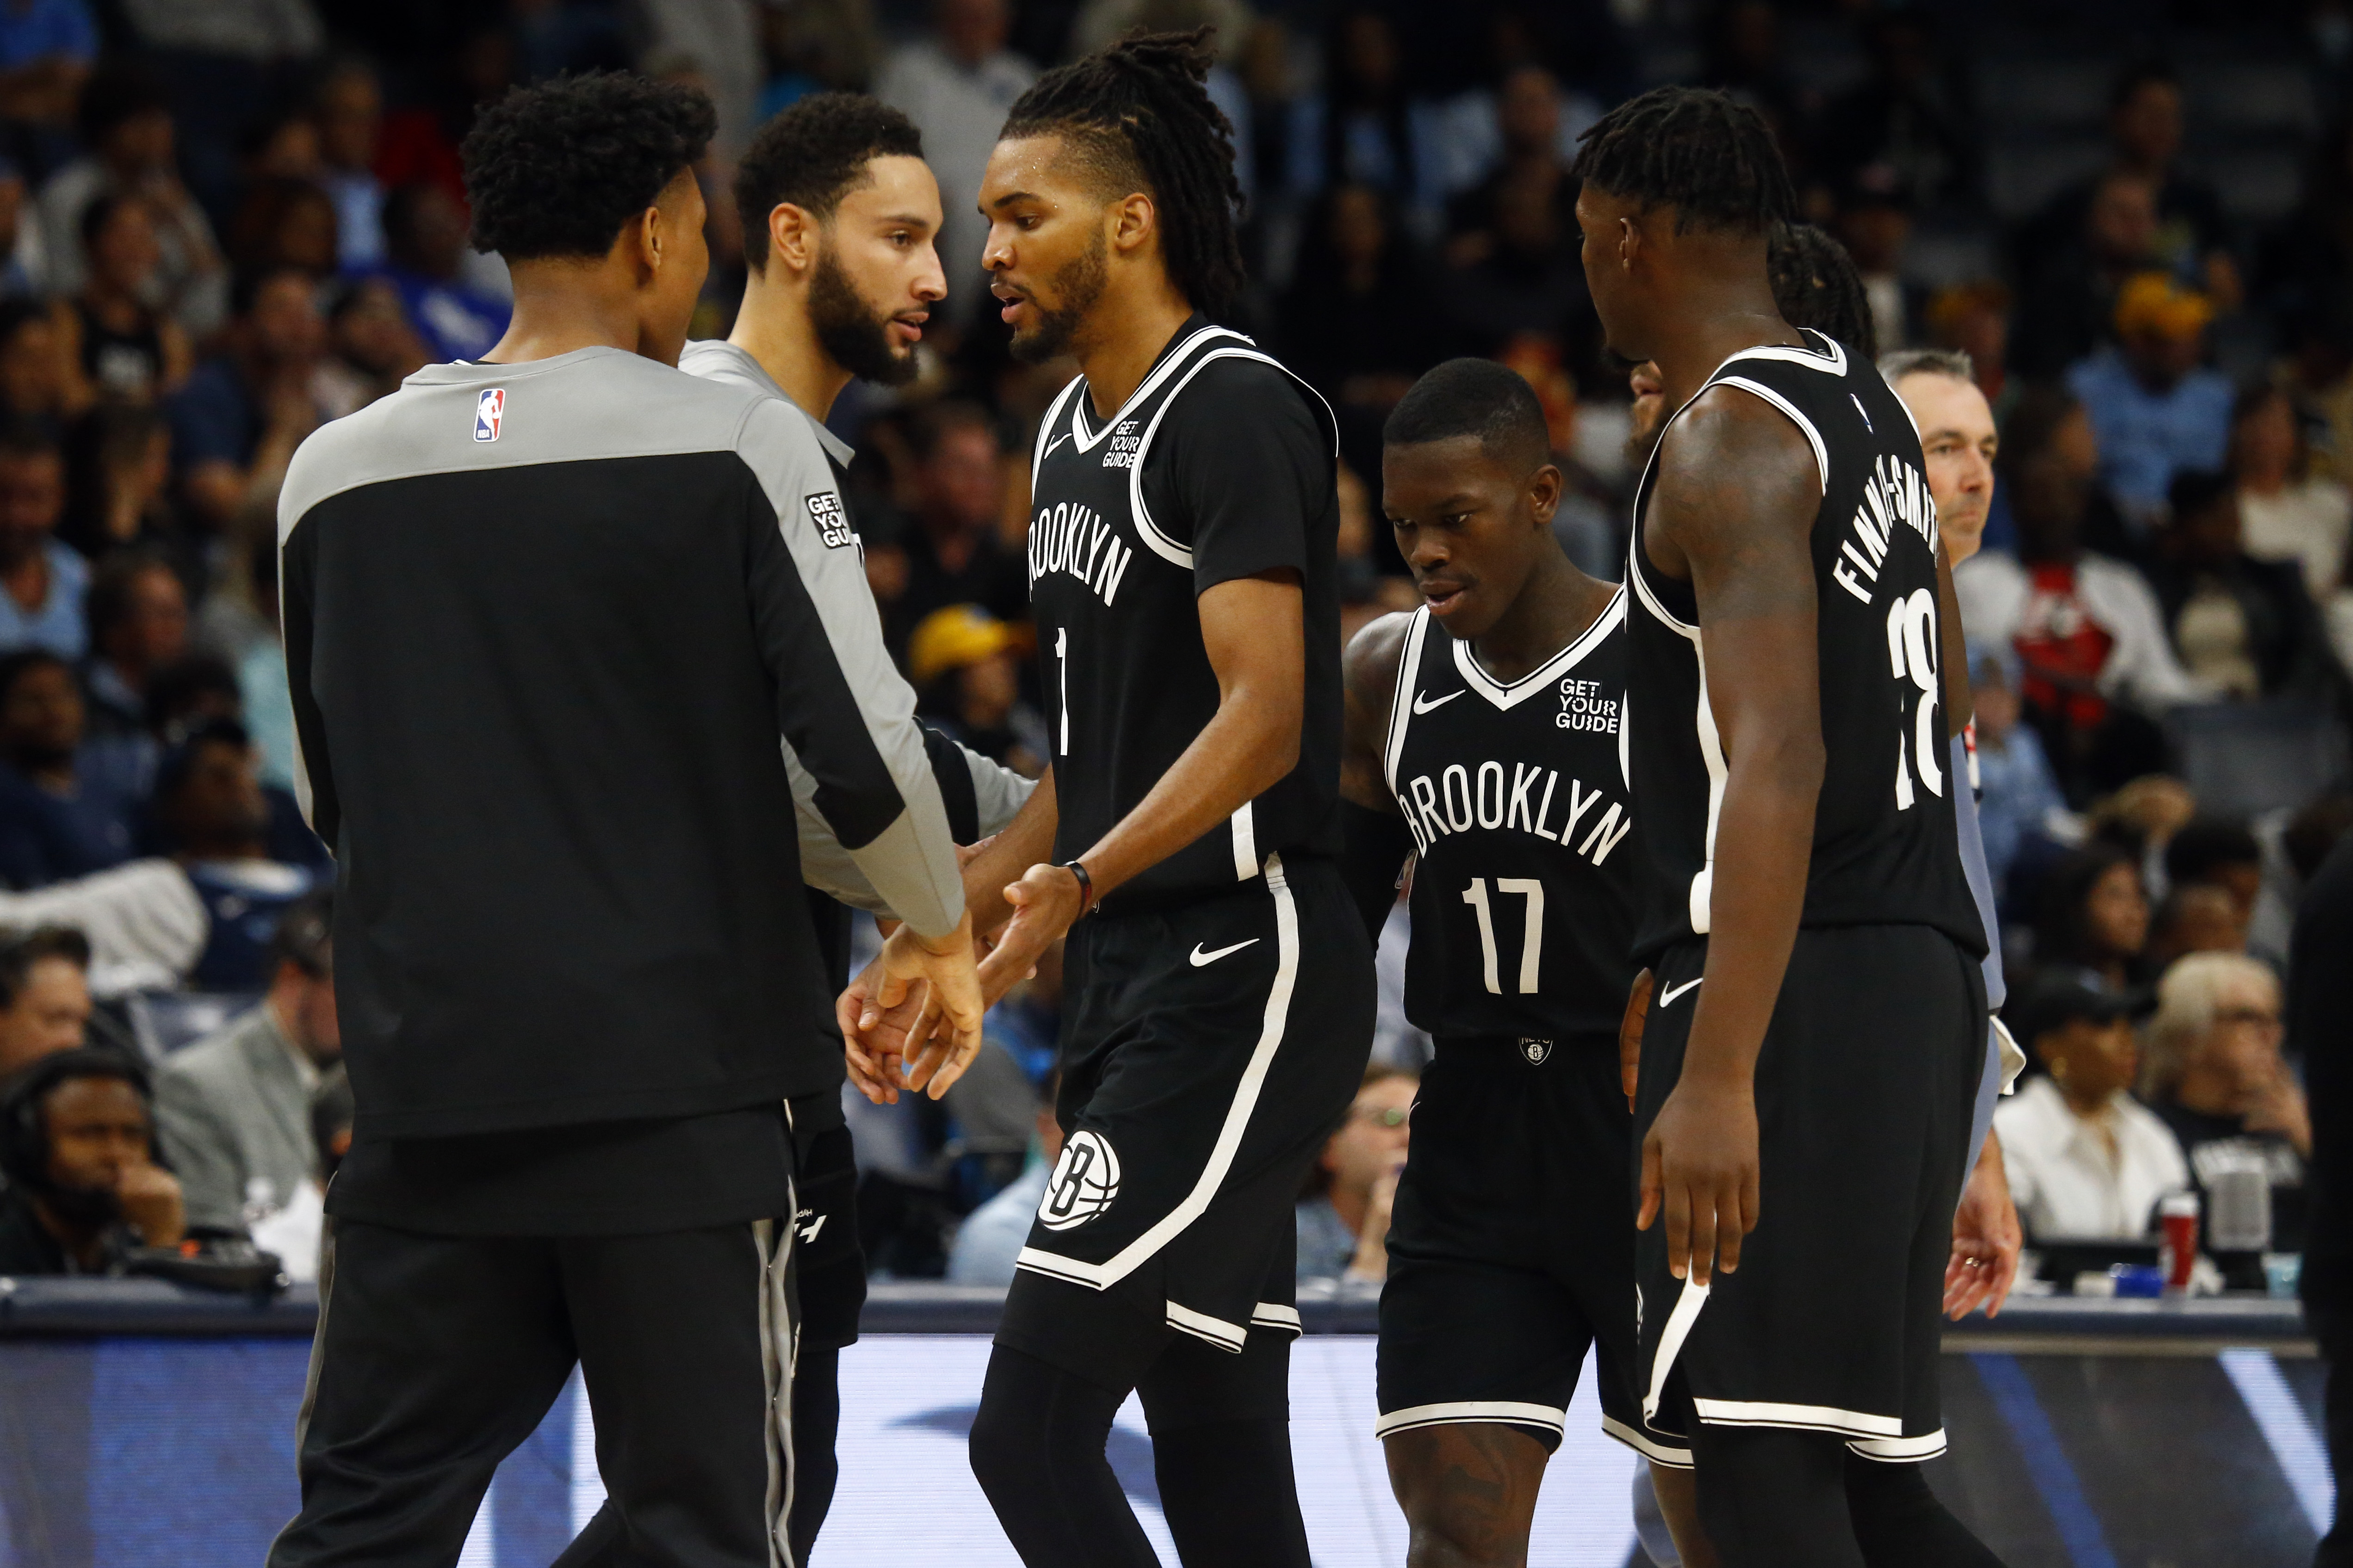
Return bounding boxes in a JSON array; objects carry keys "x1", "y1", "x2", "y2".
[{"x1": 1059, "y1": 859, "x2": 1095, "y2": 918}]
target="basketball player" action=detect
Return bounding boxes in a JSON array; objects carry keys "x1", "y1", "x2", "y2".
[
  {"x1": 549, "y1": 94, "x2": 1034, "y2": 1567},
  {"x1": 865, "y1": 29, "x2": 1374, "y2": 1568},
  {"x1": 1575, "y1": 88, "x2": 2005, "y2": 1566},
  {"x1": 1336, "y1": 358, "x2": 1715, "y2": 1568},
  {"x1": 269, "y1": 75, "x2": 981, "y2": 1568}
]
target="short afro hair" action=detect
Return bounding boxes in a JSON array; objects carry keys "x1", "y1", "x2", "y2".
[
  {"x1": 461, "y1": 72, "x2": 715, "y2": 262},
  {"x1": 1383, "y1": 358, "x2": 1551, "y2": 471},
  {"x1": 1573, "y1": 85, "x2": 1795, "y2": 236},
  {"x1": 735, "y1": 93, "x2": 924, "y2": 272}
]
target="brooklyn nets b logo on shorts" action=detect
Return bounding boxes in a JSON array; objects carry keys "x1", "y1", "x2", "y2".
[{"x1": 1039, "y1": 1130, "x2": 1122, "y2": 1230}]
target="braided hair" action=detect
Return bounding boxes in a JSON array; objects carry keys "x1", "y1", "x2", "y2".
[
  {"x1": 1572, "y1": 85, "x2": 1795, "y2": 235},
  {"x1": 1767, "y1": 221, "x2": 1875, "y2": 359},
  {"x1": 1000, "y1": 27, "x2": 1246, "y2": 316}
]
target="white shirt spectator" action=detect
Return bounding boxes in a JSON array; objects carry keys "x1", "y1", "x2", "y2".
[
  {"x1": 1953, "y1": 547, "x2": 2210, "y2": 711},
  {"x1": 1995, "y1": 1074, "x2": 2191, "y2": 1239},
  {"x1": 877, "y1": 33, "x2": 1036, "y2": 327},
  {"x1": 640, "y1": 0, "x2": 762, "y2": 159},
  {"x1": 2239, "y1": 475, "x2": 2351, "y2": 600}
]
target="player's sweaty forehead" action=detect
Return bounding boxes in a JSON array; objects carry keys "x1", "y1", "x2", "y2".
[{"x1": 982, "y1": 129, "x2": 1141, "y2": 217}]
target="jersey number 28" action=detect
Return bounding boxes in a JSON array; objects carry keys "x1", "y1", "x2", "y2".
[{"x1": 1887, "y1": 588, "x2": 1944, "y2": 809}]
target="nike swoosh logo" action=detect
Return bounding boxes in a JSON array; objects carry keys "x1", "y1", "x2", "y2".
[
  {"x1": 1189, "y1": 938, "x2": 1260, "y2": 967},
  {"x1": 1658, "y1": 978, "x2": 1702, "y2": 1006},
  {"x1": 1412, "y1": 689, "x2": 1465, "y2": 715},
  {"x1": 1040, "y1": 431, "x2": 1074, "y2": 462}
]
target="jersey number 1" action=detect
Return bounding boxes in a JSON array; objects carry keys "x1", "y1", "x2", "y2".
[
  {"x1": 1055, "y1": 626, "x2": 1069, "y2": 756},
  {"x1": 1462, "y1": 877, "x2": 1543, "y2": 994},
  {"x1": 1886, "y1": 588, "x2": 1944, "y2": 809}
]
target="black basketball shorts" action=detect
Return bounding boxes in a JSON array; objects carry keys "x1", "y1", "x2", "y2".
[
  {"x1": 1632, "y1": 924, "x2": 1986, "y2": 1463},
  {"x1": 1376, "y1": 1033, "x2": 1688, "y2": 1465},
  {"x1": 997, "y1": 853, "x2": 1375, "y2": 1390}
]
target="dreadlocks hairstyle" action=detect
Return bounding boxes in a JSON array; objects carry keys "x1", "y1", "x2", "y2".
[
  {"x1": 1572, "y1": 85, "x2": 1796, "y2": 235},
  {"x1": 734, "y1": 93, "x2": 925, "y2": 271},
  {"x1": 1767, "y1": 221, "x2": 1875, "y2": 359},
  {"x1": 462, "y1": 72, "x2": 716, "y2": 262},
  {"x1": 998, "y1": 27, "x2": 1246, "y2": 316}
]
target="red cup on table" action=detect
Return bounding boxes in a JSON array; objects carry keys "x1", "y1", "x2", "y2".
[{"x1": 2159, "y1": 1191, "x2": 2200, "y2": 1292}]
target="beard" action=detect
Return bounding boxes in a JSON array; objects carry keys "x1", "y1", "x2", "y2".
[
  {"x1": 39, "y1": 1179, "x2": 123, "y2": 1229},
  {"x1": 809, "y1": 249, "x2": 921, "y2": 388},
  {"x1": 1009, "y1": 230, "x2": 1108, "y2": 365}
]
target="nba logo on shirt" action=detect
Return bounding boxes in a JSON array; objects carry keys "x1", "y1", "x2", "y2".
[{"x1": 474, "y1": 388, "x2": 505, "y2": 443}]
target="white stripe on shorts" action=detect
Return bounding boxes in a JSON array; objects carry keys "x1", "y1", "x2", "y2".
[
  {"x1": 1374, "y1": 1400, "x2": 1566, "y2": 1440},
  {"x1": 1015, "y1": 855, "x2": 1301, "y2": 1292}
]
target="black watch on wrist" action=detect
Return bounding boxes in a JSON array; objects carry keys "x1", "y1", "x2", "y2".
[{"x1": 1059, "y1": 859, "x2": 1096, "y2": 918}]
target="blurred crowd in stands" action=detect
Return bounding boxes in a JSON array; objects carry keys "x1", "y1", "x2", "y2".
[{"x1": 0, "y1": 0, "x2": 2343, "y2": 1295}]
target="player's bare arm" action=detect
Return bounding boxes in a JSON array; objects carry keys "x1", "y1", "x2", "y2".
[
  {"x1": 990, "y1": 568, "x2": 1307, "y2": 957},
  {"x1": 1340, "y1": 611, "x2": 1412, "y2": 815},
  {"x1": 1635, "y1": 384, "x2": 1825, "y2": 1289}
]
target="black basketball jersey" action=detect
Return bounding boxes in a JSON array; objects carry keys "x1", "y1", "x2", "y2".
[
  {"x1": 1027, "y1": 317, "x2": 1344, "y2": 909},
  {"x1": 1383, "y1": 595, "x2": 1639, "y2": 1046},
  {"x1": 1624, "y1": 329, "x2": 1986, "y2": 966}
]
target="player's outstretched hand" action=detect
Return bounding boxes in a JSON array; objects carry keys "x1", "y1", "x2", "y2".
[
  {"x1": 838, "y1": 951, "x2": 919, "y2": 1104},
  {"x1": 1637, "y1": 1078, "x2": 1759, "y2": 1288},
  {"x1": 871, "y1": 913, "x2": 986, "y2": 1099},
  {"x1": 977, "y1": 862, "x2": 1086, "y2": 1003},
  {"x1": 1944, "y1": 1129, "x2": 2022, "y2": 1319},
  {"x1": 1620, "y1": 968, "x2": 1653, "y2": 1111}
]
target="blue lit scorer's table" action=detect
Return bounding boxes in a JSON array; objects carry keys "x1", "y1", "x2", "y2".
[{"x1": 0, "y1": 1279, "x2": 2330, "y2": 1568}]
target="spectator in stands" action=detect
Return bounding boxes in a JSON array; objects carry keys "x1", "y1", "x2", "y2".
[
  {"x1": 165, "y1": 266, "x2": 325, "y2": 531},
  {"x1": 2012, "y1": 169, "x2": 2161, "y2": 383},
  {"x1": 1297, "y1": 1065, "x2": 1415, "y2": 1285},
  {"x1": 2230, "y1": 384, "x2": 2353, "y2": 675},
  {"x1": 2289, "y1": 829, "x2": 2353, "y2": 1564},
  {"x1": 1995, "y1": 975, "x2": 2188, "y2": 1242},
  {"x1": 1808, "y1": 12, "x2": 1972, "y2": 214},
  {"x1": 1953, "y1": 393, "x2": 2205, "y2": 803},
  {"x1": 58, "y1": 192, "x2": 191, "y2": 403},
  {"x1": 2025, "y1": 64, "x2": 2237, "y2": 314},
  {"x1": 2068, "y1": 273, "x2": 2233, "y2": 533},
  {"x1": 309, "y1": 276, "x2": 426, "y2": 421},
  {"x1": 0, "y1": 1047, "x2": 181, "y2": 1271},
  {"x1": 310, "y1": 58, "x2": 386, "y2": 269},
  {"x1": 0, "y1": 649, "x2": 131, "y2": 887},
  {"x1": 875, "y1": 0, "x2": 1036, "y2": 326},
  {"x1": 149, "y1": 717, "x2": 315, "y2": 991},
  {"x1": 225, "y1": 173, "x2": 340, "y2": 282},
  {"x1": 910, "y1": 605, "x2": 1043, "y2": 777},
  {"x1": 2147, "y1": 469, "x2": 2333, "y2": 701},
  {"x1": 1286, "y1": 8, "x2": 1442, "y2": 230},
  {"x1": 1442, "y1": 63, "x2": 1570, "y2": 261},
  {"x1": 1969, "y1": 657, "x2": 2073, "y2": 899},
  {"x1": 2034, "y1": 841, "x2": 2151, "y2": 995},
  {"x1": 0, "y1": 158, "x2": 47, "y2": 300},
  {"x1": 2143, "y1": 952, "x2": 2308, "y2": 1269},
  {"x1": 0, "y1": 296, "x2": 86, "y2": 432},
  {"x1": 1924, "y1": 282, "x2": 2013, "y2": 422},
  {"x1": 1276, "y1": 183, "x2": 1444, "y2": 480},
  {"x1": 2144, "y1": 882, "x2": 2248, "y2": 974},
  {"x1": 155, "y1": 888, "x2": 335, "y2": 1236},
  {"x1": 893, "y1": 400, "x2": 1027, "y2": 645},
  {"x1": 1438, "y1": 158, "x2": 1590, "y2": 370},
  {"x1": 1834, "y1": 170, "x2": 1914, "y2": 355},
  {"x1": 0, "y1": 0, "x2": 95, "y2": 134},
  {"x1": 947, "y1": 1076, "x2": 1059, "y2": 1287},
  {"x1": 0, "y1": 924, "x2": 88, "y2": 1075},
  {"x1": 37, "y1": 62, "x2": 224, "y2": 337},
  {"x1": 76, "y1": 547, "x2": 186, "y2": 788},
  {"x1": 2165, "y1": 816, "x2": 2267, "y2": 931},
  {"x1": 60, "y1": 404, "x2": 183, "y2": 571},
  {"x1": 376, "y1": 182, "x2": 508, "y2": 364},
  {"x1": 0, "y1": 423, "x2": 83, "y2": 658}
]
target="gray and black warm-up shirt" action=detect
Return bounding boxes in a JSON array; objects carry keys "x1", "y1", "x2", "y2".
[
  {"x1": 676, "y1": 337, "x2": 1034, "y2": 912},
  {"x1": 279, "y1": 346, "x2": 966, "y2": 1139}
]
